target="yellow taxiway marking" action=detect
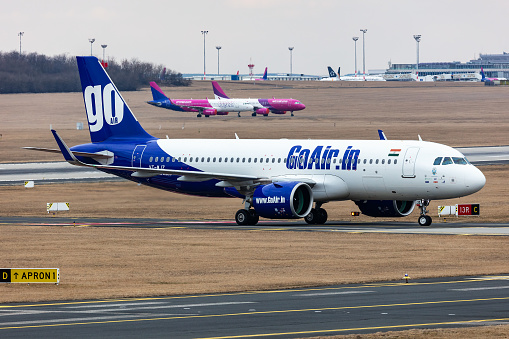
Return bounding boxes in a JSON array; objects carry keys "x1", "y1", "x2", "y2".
[
  {"x1": 198, "y1": 317, "x2": 509, "y2": 339},
  {"x1": 1, "y1": 296, "x2": 509, "y2": 331}
]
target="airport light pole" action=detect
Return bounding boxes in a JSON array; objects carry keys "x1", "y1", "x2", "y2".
[
  {"x1": 216, "y1": 46, "x2": 221, "y2": 75},
  {"x1": 288, "y1": 47, "x2": 294, "y2": 76},
  {"x1": 352, "y1": 36, "x2": 359, "y2": 77},
  {"x1": 101, "y1": 44, "x2": 107, "y2": 62},
  {"x1": 360, "y1": 29, "x2": 367, "y2": 80},
  {"x1": 18, "y1": 32, "x2": 24, "y2": 55},
  {"x1": 201, "y1": 30, "x2": 208, "y2": 77},
  {"x1": 413, "y1": 35, "x2": 421, "y2": 81},
  {"x1": 88, "y1": 38, "x2": 95, "y2": 56}
]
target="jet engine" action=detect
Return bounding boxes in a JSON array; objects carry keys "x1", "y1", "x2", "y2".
[
  {"x1": 255, "y1": 107, "x2": 270, "y2": 115},
  {"x1": 354, "y1": 200, "x2": 416, "y2": 217},
  {"x1": 252, "y1": 181, "x2": 313, "y2": 219},
  {"x1": 202, "y1": 108, "x2": 218, "y2": 116}
]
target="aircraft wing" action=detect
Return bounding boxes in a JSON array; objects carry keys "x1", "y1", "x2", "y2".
[{"x1": 49, "y1": 130, "x2": 264, "y2": 184}]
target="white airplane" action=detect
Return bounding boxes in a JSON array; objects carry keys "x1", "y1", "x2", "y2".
[
  {"x1": 322, "y1": 67, "x2": 385, "y2": 82},
  {"x1": 29, "y1": 56, "x2": 486, "y2": 227}
]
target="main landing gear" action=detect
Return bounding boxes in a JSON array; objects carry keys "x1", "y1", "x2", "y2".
[
  {"x1": 304, "y1": 203, "x2": 328, "y2": 225},
  {"x1": 418, "y1": 199, "x2": 432, "y2": 226},
  {"x1": 235, "y1": 209, "x2": 259, "y2": 226}
]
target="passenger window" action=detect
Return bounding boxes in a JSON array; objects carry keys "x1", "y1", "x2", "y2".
[
  {"x1": 442, "y1": 157, "x2": 453, "y2": 165},
  {"x1": 394, "y1": 159, "x2": 398, "y2": 164},
  {"x1": 254, "y1": 158, "x2": 257, "y2": 163},
  {"x1": 266, "y1": 158, "x2": 270, "y2": 163},
  {"x1": 149, "y1": 157, "x2": 153, "y2": 162},
  {"x1": 381, "y1": 159, "x2": 385, "y2": 164},
  {"x1": 231, "y1": 157, "x2": 234, "y2": 162},
  {"x1": 166, "y1": 157, "x2": 170, "y2": 162},
  {"x1": 453, "y1": 157, "x2": 468, "y2": 165},
  {"x1": 213, "y1": 157, "x2": 216, "y2": 162},
  {"x1": 183, "y1": 157, "x2": 187, "y2": 162},
  {"x1": 369, "y1": 159, "x2": 373, "y2": 164},
  {"x1": 388, "y1": 159, "x2": 391, "y2": 164},
  {"x1": 207, "y1": 157, "x2": 210, "y2": 162},
  {"x1": 278, "y1": 158, "x2": 281, "y2": 163},
  {"x1": 272, "y1": 158, "x2": 275, "y2": 163},
  {"x1": 201, "y1": 157, "x2": 205, "y2": 162},
  {"x1": 433, "y1": 157, "x2": 443, "y2": 165},
  {"x1": 248, "y1": 158, "x2": 251, "y2": 163},
  {"x1": 242, "y1": 158, "x2": 246, "y2": 163},
  {"x1": 363, "y1": 159, "x2": 367, "y2": 164},
  {"x1": 219, "y1": 157, "x2": 222, "y2": 162},
  {"x1": 260, "y1": 158, "x2": 263, "y2": 163},
  {"x1": 155, "y1": 157, "x2": 159, "y2": 162},
  {"x1": 375, "y1": 159, "x2": 379, "y2": 164}
]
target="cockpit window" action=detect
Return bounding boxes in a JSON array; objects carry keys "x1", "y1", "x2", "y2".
[
  {"x1": 442, "y1": 157, "x2": 453, "y2": 165},
  {"x1": 452, "y1": 157, "x2": 468, "y2": 165},
  {"x1": 433, "y1": 157, "x2": 442, "y2": 165}
]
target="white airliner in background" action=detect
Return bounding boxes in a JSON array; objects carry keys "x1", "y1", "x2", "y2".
[
  {"x1": 28, "y1": 57, "x2": 486, "y2": 227},
  {"x1": 322, "y1": 67, "x2": 385, "y2": 82}
]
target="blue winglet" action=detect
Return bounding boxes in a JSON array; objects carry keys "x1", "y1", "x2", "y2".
[
  {"x1": 378, "y1": 129, "x2": 387, "y2": 140},
  {"x1": 51, "y1": 130, "x2": 78, "y2": 163}
]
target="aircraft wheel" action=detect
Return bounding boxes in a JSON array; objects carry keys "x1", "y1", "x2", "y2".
[
  {"x1": 304, "y1": 208, "x2": 317, "y2": 224},
  {"x1": 418, "y1": 215, "x2": 432, "y2": 226},
  {"x1": 235, "y1": 209, "x2": 250, "y2": 226},
  {"x1": 317, "y1": 208, "x2": 328, "y2": 224},
  {"x1": 197, "y1": 114, "x2": 202, "y2": 118},
  {"x1": 252, "y1": 112, "x2": 256, "y2": 117},
  {"x1": 263, "y1": 114, "x2": 269, "y2": 117},
  {"x1": 248, "y1": 210, "x2": 259, "y2": 225}
]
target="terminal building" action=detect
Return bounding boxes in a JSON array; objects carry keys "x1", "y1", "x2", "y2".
[{"x1": 386, "y1": 52, "x2": 509, "y2": 79}]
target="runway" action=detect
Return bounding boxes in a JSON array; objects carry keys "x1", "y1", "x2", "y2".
[
  {"x1": 3, "y1": 216, "x2": 509, "y2": 236},
  {"x1": 1, "y1": 275, "x2": 509, "y2": 338}
]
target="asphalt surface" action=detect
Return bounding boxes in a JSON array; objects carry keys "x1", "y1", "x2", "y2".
[
  {"x1": 1, "y1": 275, "x2": 509, "y2": 338},
  {"x1": 2, "y1": 216, "x2": 509, "y2": 236}
]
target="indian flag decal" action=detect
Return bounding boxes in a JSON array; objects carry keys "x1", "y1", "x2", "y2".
[{"x1": 388, "y1": 149, "x2": 401, "y2": 157}]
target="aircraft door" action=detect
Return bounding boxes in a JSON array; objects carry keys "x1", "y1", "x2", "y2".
[
  {"x1": 402, "y1": 147, "x2": 420, "y2": 178},
  {"x1": 132, "y1": 145, "x2": 146, "y2": 167}
]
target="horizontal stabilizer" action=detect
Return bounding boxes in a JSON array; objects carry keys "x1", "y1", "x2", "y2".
[{"x1": 23, "y1": 147, "x2": 113, "y2": 159}]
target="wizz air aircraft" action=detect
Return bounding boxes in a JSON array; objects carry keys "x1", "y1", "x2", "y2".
[
  {"x1": 30, "y1": 56, "x2": 486, "y2": 227},
  {"x1": 212, "y1": 81, "x2": 305, "y2": 117},
  {"x1": 480, "y1": 67, "x2": 507, "y2": 81},
  {"x1": 147, "y1": 82, "x2": 255, "y2": 117}
]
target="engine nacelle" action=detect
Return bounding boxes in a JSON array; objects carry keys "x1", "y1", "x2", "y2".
[
  {"x1": 252, "y1": 181, "x2": 313, "y2": 219},
  {"x1": 255, "y1": 107, "x2": 270, "y2": 115},
  {"x1": 203, "y1": 108, "x2": 218, "y2": 116},
  {"x1": 354, "y1": 200, "x2": 416, "y2": 217}
]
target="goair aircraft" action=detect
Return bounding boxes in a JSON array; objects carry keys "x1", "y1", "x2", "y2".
[
  {"x1": 211, "y1": 81, "x2": 305, "y2": 117},
  {"x1": 29, "y1": 56, "x2": 485, "y2": 227},
  {"x1": 147, "y1": 82, "x2": 255, "y2": 117}
]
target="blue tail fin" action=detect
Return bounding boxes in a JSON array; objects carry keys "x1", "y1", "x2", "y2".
[
  {"x1": 480, "y1": 67, "x2": 486, "y2": 82},
  {"x1": 76, "y1": 56, "x2": 154, "y2": 143},
  {"x1": 327, "y1": 66, "x2": 337, "y2": 78},
  {"x1": 262, "y1": 67, "x2": 268, "y2": 80},
  {"x1": 149, "y1": 81, "x2": 170, "y2": 101}
]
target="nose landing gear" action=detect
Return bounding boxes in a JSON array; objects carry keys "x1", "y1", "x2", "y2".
[{"x1": 418, "y1": 199, "x2": 432, "y2": 226}]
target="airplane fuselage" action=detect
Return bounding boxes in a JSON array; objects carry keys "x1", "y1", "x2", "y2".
[{"x1": 71, "y1": 138, "x2": 485, "y2": 202}]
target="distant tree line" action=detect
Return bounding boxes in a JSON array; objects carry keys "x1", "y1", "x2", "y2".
[{"x1": 0, "y1": 51, "x2": 190, "y2": 94}]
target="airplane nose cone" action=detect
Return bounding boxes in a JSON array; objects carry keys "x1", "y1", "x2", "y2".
[{"x1": 465, "y1": 167, "x2": 486, "y2": 194}]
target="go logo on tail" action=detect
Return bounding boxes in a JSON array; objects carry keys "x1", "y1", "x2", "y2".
[{"x1": 84, "y1": 84, "x2": 124, "y2": 132}]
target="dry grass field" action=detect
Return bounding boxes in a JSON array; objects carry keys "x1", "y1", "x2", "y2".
[{"x1": 1, "y1": 81, "x2": 509, "y2": 337}]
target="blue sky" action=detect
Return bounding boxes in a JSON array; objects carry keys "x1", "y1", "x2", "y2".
[{"x1": 2, "y1": 0, "x2": 508, "y2": 76}]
